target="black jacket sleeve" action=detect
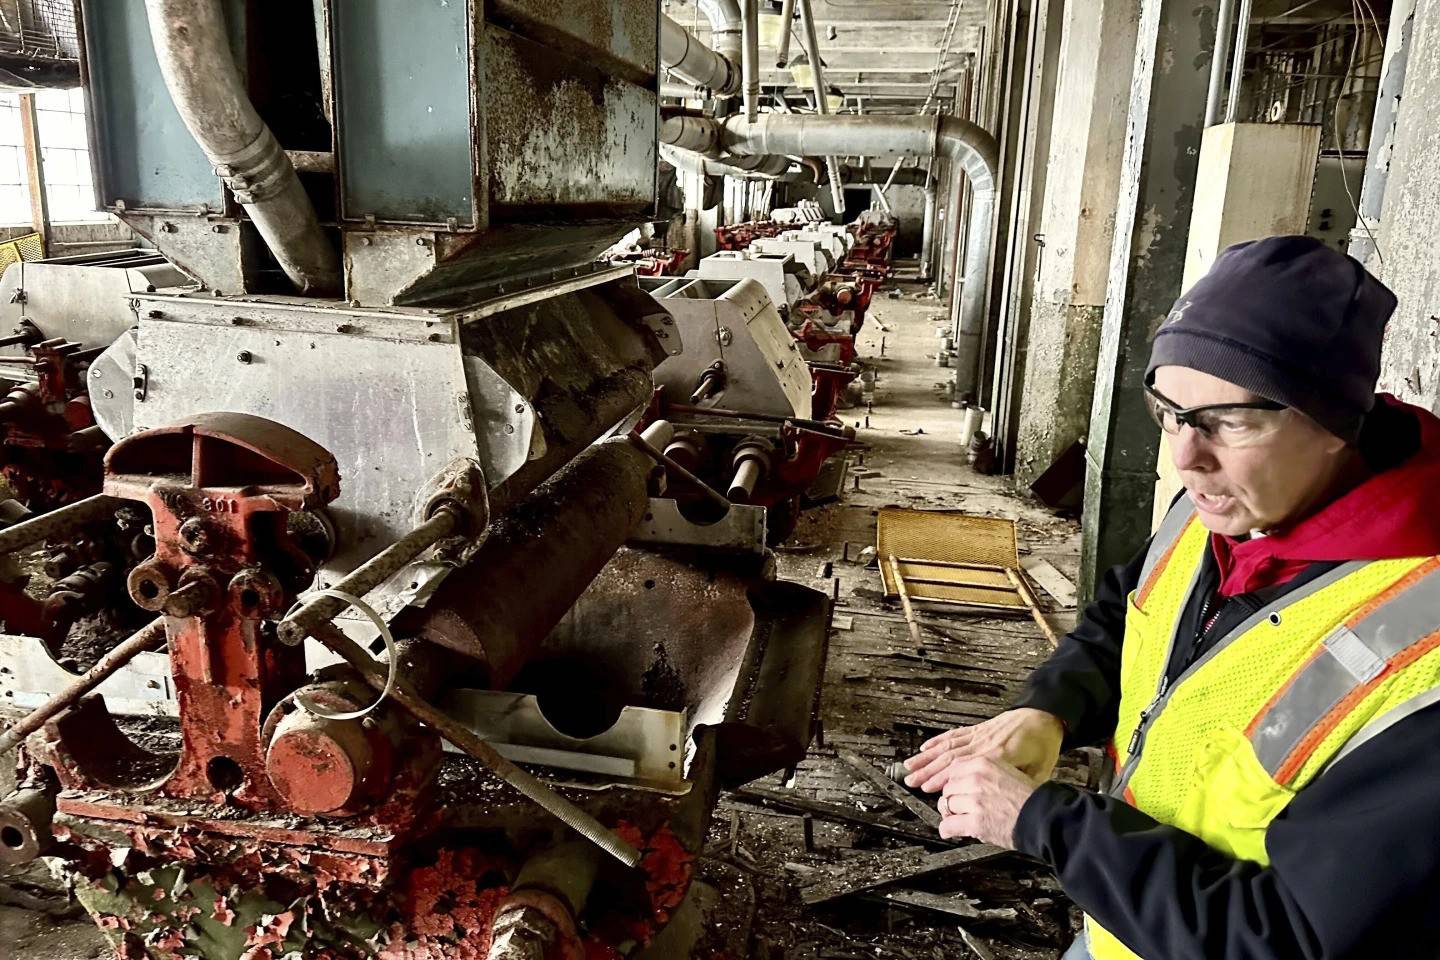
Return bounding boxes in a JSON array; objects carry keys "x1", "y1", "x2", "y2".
[
  {"x1": 1013, "y1": 701, "x2": 1440, "y2": 960},
  {"x1": 1010, "y1": 542, "x2": 1149, "y2": 749}
]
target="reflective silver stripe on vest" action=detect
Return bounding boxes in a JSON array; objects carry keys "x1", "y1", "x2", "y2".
[
  {"x1": 1324, "y1": 686, "x2": 1440, "y2": 776},
  {"x1": 1111, "y1": 560, "x2": 1365, "y2": 797},
  {"x1": 1249, "y1": 562, "x2": 1440, "y2": 780},
  {"x1": 1137, "y1": 496, "x2": 1197, "y2": 596}
]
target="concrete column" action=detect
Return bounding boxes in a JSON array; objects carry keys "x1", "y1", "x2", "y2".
[
  {"x1": 1350, "y1": 0, "x2": 1418, "y2": 271},
  {"x1": 1374, "y1": 2, "x2": 1440, "y2": 409},
  {"x1": 991, "y1": 0, "x2": 1068, "y2": 471},
  {"x1": 1013, "y1": 0, "x2": 1141, "y2": 491},
  {"x1": 1078, "y1": 0, "x2": 1218, "y2": 601}
]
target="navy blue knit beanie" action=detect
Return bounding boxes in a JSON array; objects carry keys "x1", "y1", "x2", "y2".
[{"x1": 1146, "y1": 235, "x2": 1397, "y2": 442}]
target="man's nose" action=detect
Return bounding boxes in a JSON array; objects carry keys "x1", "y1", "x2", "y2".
[{"x1": 1169, "y1": 425, "x2": 1215, "y2": 472}]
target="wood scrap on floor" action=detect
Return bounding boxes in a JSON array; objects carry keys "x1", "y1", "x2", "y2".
[
  {"x1": 836, "y1": 747, "x2": 941, "y2": 828},
  {"x1": 1021, "y1": 557, "x2": 1077, "y2": 609},
  {"x1": 800, "y1": 842, "x2": 1008, "y2": 905}
]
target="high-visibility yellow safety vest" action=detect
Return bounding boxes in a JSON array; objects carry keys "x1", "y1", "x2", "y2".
[{"x1": 1086, "y1": 496, "x2": 1440, "y2": 960}]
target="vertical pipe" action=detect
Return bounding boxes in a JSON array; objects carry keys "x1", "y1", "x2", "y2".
[
  {"x1": 1224, "y1": 0, "x2": 1254, "y2": 122},
  {"x1": 1204, "y1": 0, "x2": 1237, "y2": 126},
  {"x1": 797, "y1": 0, "x2": 846, "y2": 220},
  {"x1": 919, "y1": 170, "x2": 937, "y2": 280},
  {"x1": 776, "y1": 0, "x2": 796, "y2": 66},
  {"x1": 742, "y1": 0, "x2": 760, "y2": 122}
]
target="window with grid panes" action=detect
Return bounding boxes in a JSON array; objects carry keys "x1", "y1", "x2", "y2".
[
  {"x1": 35, "y1": 88, "x2": 105, "y2": 223},
  {"x1": 0, "y1": 94, "x2": 31, "y2": 226}
]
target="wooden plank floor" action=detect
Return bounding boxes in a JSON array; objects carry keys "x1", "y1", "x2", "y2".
[{"x1": 708, "y1": 279, "x2": 1087, "y2": 960}]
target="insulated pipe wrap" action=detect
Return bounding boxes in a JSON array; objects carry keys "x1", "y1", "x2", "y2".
[
  {"x1": 143, "y1": 0, "x2": 340, "y2": 296},
  {"x1": 660, "y1": 14, "x2": 741, "y2": 96},
  {"x1": 715, "y1": 113, "x2": 999, "y2": 399}
]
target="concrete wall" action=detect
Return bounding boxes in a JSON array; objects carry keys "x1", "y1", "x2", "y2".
[
  {"x1": 1012, "y1": 0, "x2": 1140, "y2": 489},
  {"x1": 1374, "y1": 2, "x2": 1440, "y2": 407}
]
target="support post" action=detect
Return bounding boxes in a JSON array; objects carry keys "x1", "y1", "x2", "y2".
[
  {"x1": 1079, "y1": 0, "x2": 1218, "y2": 602},
  {"x1": 1013, "y1": 0, "x2": 1141, "y2": 491},
  {"x1": 16, "y1": 94, "x2": 48, "y2": 250}
]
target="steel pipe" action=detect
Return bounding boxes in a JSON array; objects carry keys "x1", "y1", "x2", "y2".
[
  {"x1": 742, "y1": 0, "x2": 761, "y2": 122},
  {"x1": 1205, "y1": 0, "x2": 1238, "y2": 126},
  {"x1": 919, "y1": 170, "x2": 938, "y2": 280},
  {"x1": 660, "y1": 13, "x2": 741, "y2": 97},
  {"x1": 143, "y1": 0, "x2": 339, "y2": 296},
  {"x1": 0, "y1": 493, "x2": 118, "y2": 556},
  {"x1": 661, "y1": 144, "x2": 793, "y2": 181},
  {"x1": 715, "y1": 112, "x2": 999, "y2": 398},
  {"x1": 775, "y1": 0, "x2": 796, "y2": 66},
  {"x1": 796, "y1": 0, "x2": 846, "y2": 219},
  {"x1": 276, "y1": 506, "x2": 460, "y2": 647},
  {"x1": 660, "y1": 116, "x2": 721, "y2": 156},
  {"x1": 701, "y1": 0, "x2": 744, "y2": 63},
  {"x1": 0, "y1": 618, "x2": 165, "y2": 759},
  {"x1": 1225, "y1": 0, "x2": 1255, "y2": 122}
]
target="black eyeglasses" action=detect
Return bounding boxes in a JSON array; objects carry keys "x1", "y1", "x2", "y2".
[{"x1": 1144, "y1": 385, "x2": 1289, "y2": 449}]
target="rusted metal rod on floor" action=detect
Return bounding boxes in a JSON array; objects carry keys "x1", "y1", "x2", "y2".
[
  {"x1": 1004, "y1": 568, "x2": 1059, "y2": 647},
  {"x1": 664, "y1": 402, "x2": 855, "y2": 436},
  {"x1": 0, "y1": 618, "x2": 165, "y2": 758},
  {"x1": 626, "y1": 431, "x2": 733, "y2": 513},
  {"x1": 276, "y1": 506, "x2": 460, "y2": 647},
  {"x1": 311, "y1": 621, "x2": 642, "y2": 869},
  {"x1": 0, "y1": 493, "x2": 119, "y2": 556}
]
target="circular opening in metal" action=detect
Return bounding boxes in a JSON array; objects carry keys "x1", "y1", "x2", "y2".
[
  {"x1": 0, "y1": 825, "x2": 24, "y2": 849},
  {"x1": 138, "y1": 579, "x2": 161, "y2": 600},
  {"x1": 240, "y1": 588, "x2": 260, "y2": 610},
  {"x1": 514, "y1": 657, "x2": 628, "y2": 740},
  {"x1": 206, "y1": 756, "x2": 244, "y2": 792}
]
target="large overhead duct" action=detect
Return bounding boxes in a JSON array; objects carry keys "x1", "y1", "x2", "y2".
[
  {"x1": 661, "y1": 144, "x2": 793, "y2": 180},
  {"x1": 661, "y1": 13, "x2": 741, "y2": 96},
  {"x1": 142, "y1": 0, "x2": 340, "y2": 296},
  {"x1": 718, "y1": 113, "x2": 998, "y2": 399},
  {"x1": 660, "y1": 0, "x2": 743, "y2": 97}
]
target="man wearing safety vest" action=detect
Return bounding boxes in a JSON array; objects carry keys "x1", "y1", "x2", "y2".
[{"x1": 903, "y1": 235, "x2": 1440, "y2": 959}]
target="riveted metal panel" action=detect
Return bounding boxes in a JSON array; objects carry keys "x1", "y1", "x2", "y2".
[
  {"x1": 484, "y1": 26, "x2": 656, "y2": 217},
  {"x1": 81, "y1": 0, "x2": 234, "y2": 211},
  {"x1": 331, "y1": 0, "x2": 476, "y2": 225}
]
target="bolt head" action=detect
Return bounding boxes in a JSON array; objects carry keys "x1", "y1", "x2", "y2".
[{"x1": 236, "y1": 351, "x2": 252, "y2": 364}]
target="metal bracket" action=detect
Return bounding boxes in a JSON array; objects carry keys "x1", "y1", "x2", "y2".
[
  {"x1": 441, "y1": 689, "x2": 688, "y2": 790},
  {"x1": 630, "y1": 498, "x2": 767, "y2": 555}
]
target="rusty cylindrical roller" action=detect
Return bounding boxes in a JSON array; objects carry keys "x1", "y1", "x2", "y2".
[
  {"x1": 395, "y1": 436, "x2": 656, "y2": 689},
  {"x1": 0, "y1": 787, "x2": 55, "y2": 867}
]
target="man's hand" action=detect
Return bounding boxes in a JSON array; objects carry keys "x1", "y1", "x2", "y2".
[
  {"x1": 903, "y1": 707, "x2": 1064, "y2": 792},
  {"x1": 937, "y1": 756, "x2": 1038, "y2": 848}
]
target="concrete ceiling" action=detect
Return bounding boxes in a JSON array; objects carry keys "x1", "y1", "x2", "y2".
[
  {"x1": 660, "y1": 0, "x2": 1388, "y2": 114},
  {"x1": 662, "y1": 0, "x2": 983, "y2": 112}
]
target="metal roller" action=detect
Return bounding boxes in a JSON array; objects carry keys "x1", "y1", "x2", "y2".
[{"x1": 395, "y1": 436, "x2": 656, "y2": 689}]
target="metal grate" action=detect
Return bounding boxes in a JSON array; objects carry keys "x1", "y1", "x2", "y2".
[
  {"x1": 0, "y1": 231, "x2": 45, "y2": 275},
  {"x1": 0, "y1": 0, "x2": 79, "y2": 62},
  {"x1": 877, "y1": 507, "x2": 1021, "y2": 593}
]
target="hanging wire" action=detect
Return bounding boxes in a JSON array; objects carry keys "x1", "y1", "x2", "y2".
[{"x1": 1337, "y1": 0, "x2": 1384, "y2": 264}]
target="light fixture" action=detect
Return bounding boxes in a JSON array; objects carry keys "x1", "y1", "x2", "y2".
[
  {"x1": 758, "y1": 0, "x2": 788, "y2": 48},
  {"x1": 789, "y1": 53, "x2": 814, "y2": 90}
]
